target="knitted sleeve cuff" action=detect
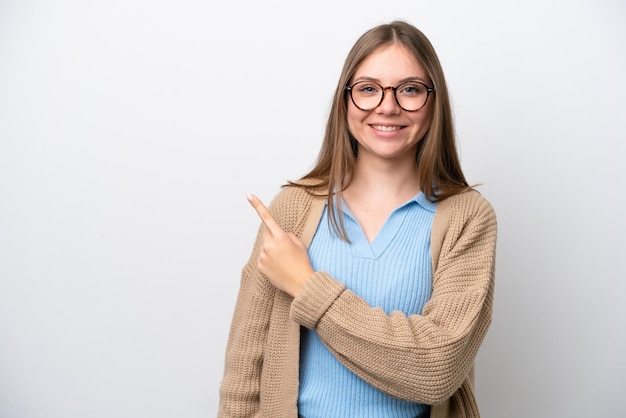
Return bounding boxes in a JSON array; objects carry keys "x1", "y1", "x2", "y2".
[{"x1": 290, "y1": 271, "x2": 345, "y2": 329}]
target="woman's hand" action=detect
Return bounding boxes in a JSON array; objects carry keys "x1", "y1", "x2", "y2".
[{"x1": 247, "y1": 193, "x2": 314, "y2": 298}]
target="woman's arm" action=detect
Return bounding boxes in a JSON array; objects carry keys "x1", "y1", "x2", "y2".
[
  {"x1": 219, "y1": 186, "x2": 318, "y2": 417},
  {"x1": 217, "y1": 229, "x2": 276, "y2": 418},
  {"x1": 290, "y1": 192, "x2": 497, "y2": 405}
]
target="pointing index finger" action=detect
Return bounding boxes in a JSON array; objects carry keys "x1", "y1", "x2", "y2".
[{"x1": 246, "y1": 193, "x2": 281, "y2": 234}]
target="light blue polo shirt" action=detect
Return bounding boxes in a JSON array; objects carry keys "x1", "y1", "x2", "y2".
[{"x1": 298, "y1": 192, "x2": 436, "y2": 418}]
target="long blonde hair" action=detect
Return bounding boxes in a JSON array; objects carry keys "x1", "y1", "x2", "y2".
[{"x1": 288, "y1": 20, "x2": 471, "y2": 240}]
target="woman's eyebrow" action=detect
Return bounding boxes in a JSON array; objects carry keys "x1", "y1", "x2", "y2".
[{"x1": 352, "y1": 75, "x2": 429, "y2": 84}]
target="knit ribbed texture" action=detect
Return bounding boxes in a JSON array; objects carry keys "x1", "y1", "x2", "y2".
[
  {"x1": 218, "y1": 184, "x2": 497, "y2": 418},
  {"x1": 297, "y1": 195, "x2": 435, "y2": 418}
]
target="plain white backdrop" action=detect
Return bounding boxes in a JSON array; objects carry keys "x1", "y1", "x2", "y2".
[{"x1": 1, "y1": 0, "x2": 624, "y2": 417}]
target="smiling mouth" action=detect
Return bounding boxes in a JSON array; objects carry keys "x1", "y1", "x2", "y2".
[{"x1": 371, "y1": 124, "x2": 403, "y2": 132}]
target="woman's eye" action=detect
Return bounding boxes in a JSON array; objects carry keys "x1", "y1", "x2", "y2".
[
  {"x1": 400, "y1": 84, "x2": 423, "y2": 95},
  {"x1": 358, "y1": 84, "x2": 380, "y2": 94}
]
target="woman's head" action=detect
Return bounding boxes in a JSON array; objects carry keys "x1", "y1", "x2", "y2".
[
  {"x1": 345, "y1": 42, "x2": 434, "y2": 167},
  {"x1": 298, "y1": 20, "x2": 470, "y2": 238}
]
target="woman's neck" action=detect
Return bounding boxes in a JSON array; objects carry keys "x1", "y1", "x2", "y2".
[
  {"x1": 341, "y1": 154, "x2": 421, "y2": 243},
  {"x1": 345, "y1": 154, "x2": 421, "y2": 203}
]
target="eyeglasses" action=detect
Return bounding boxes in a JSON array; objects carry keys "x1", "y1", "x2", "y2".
[{"x1": 345, "y1": 80, "x2": 435, "y2": 112}]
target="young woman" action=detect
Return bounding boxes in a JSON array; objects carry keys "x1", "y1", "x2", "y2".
[{"x1": 219, "y1": 20, "x2": 497, "y2": 418}]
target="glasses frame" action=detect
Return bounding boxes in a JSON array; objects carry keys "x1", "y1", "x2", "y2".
[{"x1": 345, "y1": 80, "x2": 435, "y2": 112}]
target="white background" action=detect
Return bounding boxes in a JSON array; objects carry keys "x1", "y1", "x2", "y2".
[{"x1": 1, "y1": 1, "x2": 624, "y2": 417}]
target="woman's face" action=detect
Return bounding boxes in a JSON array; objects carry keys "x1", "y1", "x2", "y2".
[{"x1": 347, "y1": 44, "x2": 433, "y2": 165}]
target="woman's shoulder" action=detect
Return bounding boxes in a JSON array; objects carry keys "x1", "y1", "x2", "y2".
[
  {"x1": 435, "y1": 188, "x2": 497, "y2": 225},
  {"x1": 431, "y1": 189, "x2": 497, "y2": 267},
  {"x1": 270, "y1": 179, "x2": 323, "y2": 207},
  {"x1": 268, "y1": 179, "x2": 326, "y2": 230}
]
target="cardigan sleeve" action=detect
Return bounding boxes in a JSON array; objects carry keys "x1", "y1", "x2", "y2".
[
  {"x1": 217, "y1": 225, "x2": 275, "y2": 418},
  {"x1": 218, "y1": 185, "x2": 317, "y2": 417},
  {"x1": 290, "y1": 191, "x2": 497, "y2": 405}
]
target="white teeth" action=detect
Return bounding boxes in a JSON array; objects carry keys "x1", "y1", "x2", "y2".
[{"x1": 372, "y1": 125, "x2": 401, "y2": 132}]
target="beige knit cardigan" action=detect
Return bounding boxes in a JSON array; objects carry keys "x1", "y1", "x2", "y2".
[{"x1": 218, "y1": 184, "x2": 497, "y2": 418}]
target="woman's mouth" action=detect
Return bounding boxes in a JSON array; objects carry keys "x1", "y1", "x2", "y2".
[{"x1": 371, "y1": 124, "x2": 403, "y2": 132}]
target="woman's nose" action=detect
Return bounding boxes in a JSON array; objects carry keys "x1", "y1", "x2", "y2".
[{"x1": 376, "y1": 87, "x2": 401, "y2": 114}]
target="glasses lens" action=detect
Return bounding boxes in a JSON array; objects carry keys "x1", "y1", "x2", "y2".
[
  {"x1": 350, "y1": 81, "x2": 383, "y2": 111},
  {"x1": 395, "y1": 82, "x2": 429, "y2": 111}
]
